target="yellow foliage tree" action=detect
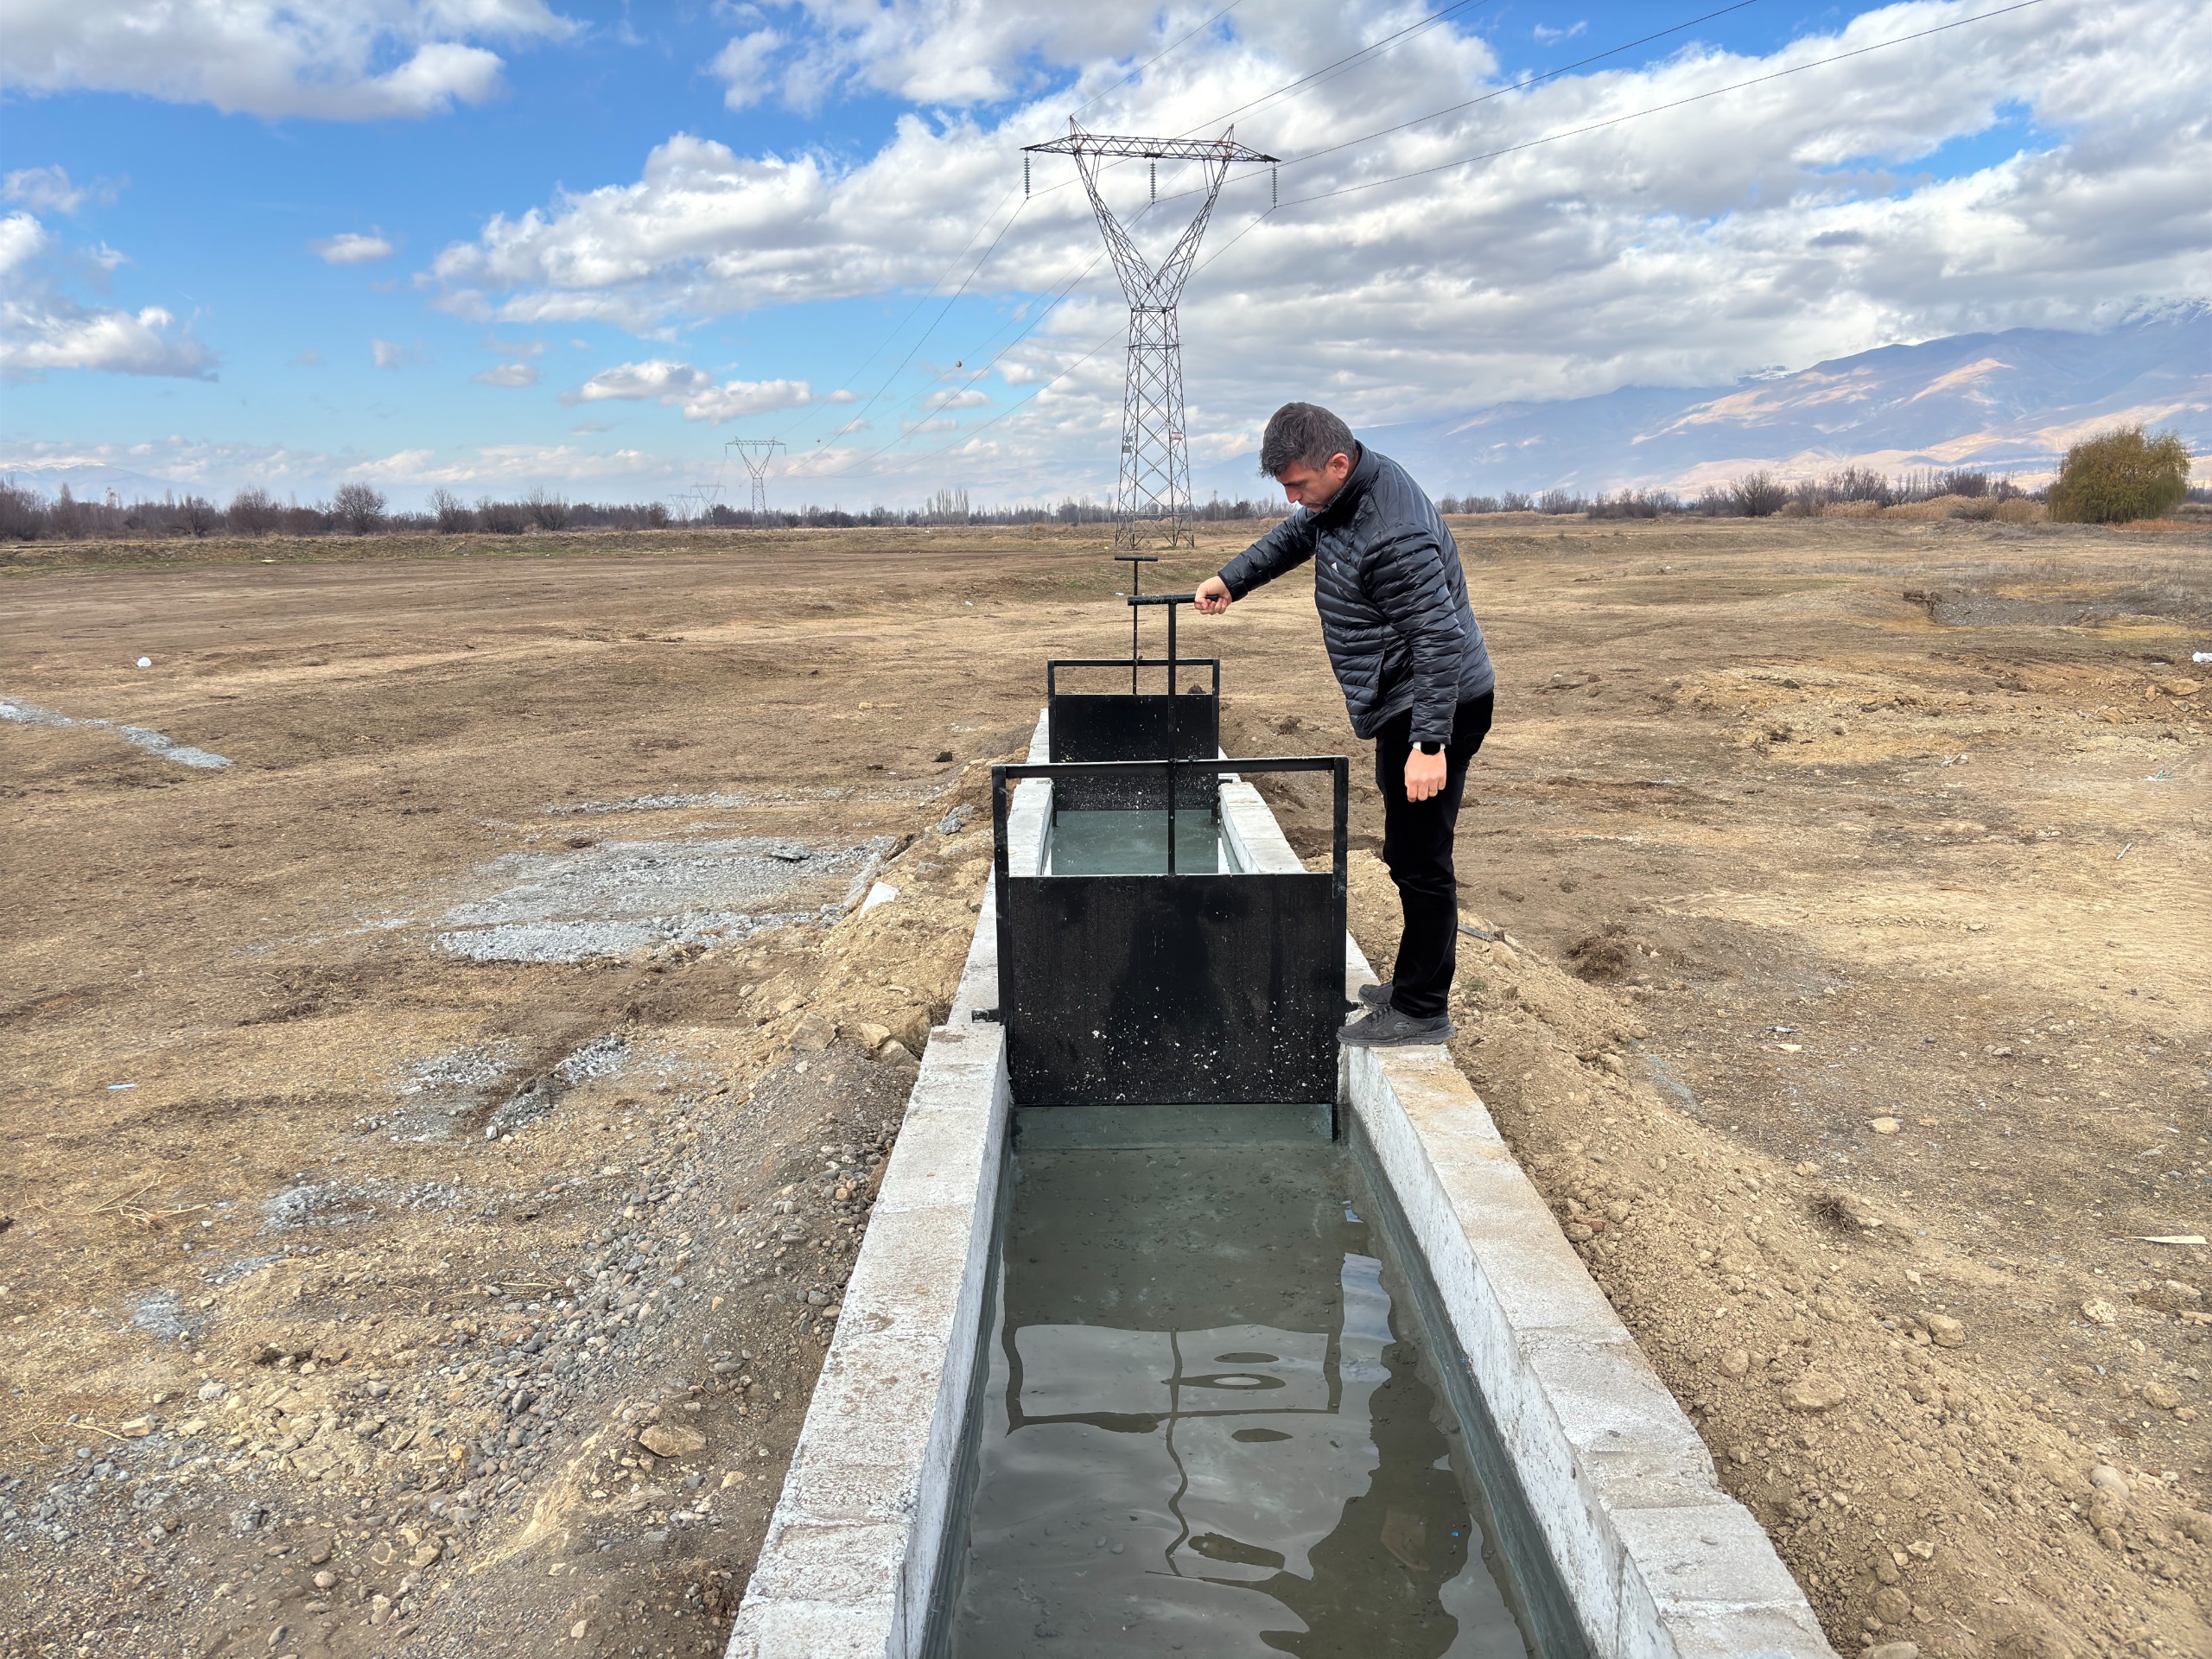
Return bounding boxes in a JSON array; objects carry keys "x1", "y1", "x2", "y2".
[{"x1": 2047, "y1": 426, "x2": 2192, "y2": 524}]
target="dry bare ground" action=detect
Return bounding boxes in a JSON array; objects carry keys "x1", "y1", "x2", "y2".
[{"x1": 1, "y1": 512, "x2": 2206, "y2": 1658}]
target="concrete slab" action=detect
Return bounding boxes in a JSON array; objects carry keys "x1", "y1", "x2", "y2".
[{"x1": 1340, "y1": 934, "x2": 1834, "y2": 1658}]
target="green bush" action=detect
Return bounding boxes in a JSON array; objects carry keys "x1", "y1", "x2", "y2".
[{"x1": 2048, "y1": 426, "x2": 2191, "y2": 524}]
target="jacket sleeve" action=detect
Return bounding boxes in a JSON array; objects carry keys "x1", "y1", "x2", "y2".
[
  {"x1": 1217, "y1": 511, "x2": 1319, "y2": 599},
  {"x1": 1365, "y1": 525, "x2": 1469, "y2": 746}
]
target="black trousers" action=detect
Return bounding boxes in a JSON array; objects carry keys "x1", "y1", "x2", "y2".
[{"x1": 1374, "y1": 692, "x2": 1494, "y2": 1019}]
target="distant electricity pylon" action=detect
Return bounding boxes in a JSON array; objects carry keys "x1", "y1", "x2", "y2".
[
  {"x1": 726, "y1": 438, "x2": 785, "y2": 517},
  {"x1": 1025, "y1": 122, "x2": 1275, "y2": 549}
]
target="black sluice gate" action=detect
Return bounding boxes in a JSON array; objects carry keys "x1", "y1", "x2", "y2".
[
  {"x1": 990, "y1": 755, "x2": 1349, "y2": 1108},
  {"x1": 1047, "y1": 588, "x2": 1221, "y2": 812}
]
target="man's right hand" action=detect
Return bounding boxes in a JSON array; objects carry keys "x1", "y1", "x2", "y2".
[{"x1": 1193, "y1": 575, "x2": 1233, "y2": 614}]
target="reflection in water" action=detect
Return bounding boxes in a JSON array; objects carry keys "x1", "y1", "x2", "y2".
[
  {"x1": 1044, "y1": 810, "x2": 1236, "y2": 875},
  {"x1": 945, "y1": 1142, "x2": 1533, "y2": 1657}
]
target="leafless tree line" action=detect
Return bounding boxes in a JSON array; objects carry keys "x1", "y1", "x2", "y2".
[{"x1": 0, "y1": 480, "x2": 1295, "y2": 543}]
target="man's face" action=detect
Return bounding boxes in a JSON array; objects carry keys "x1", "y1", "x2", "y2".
[{"x1": 1275, "y1": 450, "x2": 1354, "y2": 511}]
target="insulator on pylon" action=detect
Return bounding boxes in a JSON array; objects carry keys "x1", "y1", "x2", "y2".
[
  {"x1": 1150, "y1": 161, "x2": 1157, "y2": 204},
  {"x1": 1024, "y1": 156, "x2": 1031, "y2": 197},
  {"x1": 1272, "y1": 165, "x2": 1279, "y2": 207}
]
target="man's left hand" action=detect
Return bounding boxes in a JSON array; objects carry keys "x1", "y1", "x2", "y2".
[{"x1": 1404, "y1": 747, "x2": 1447, "y2": 802}]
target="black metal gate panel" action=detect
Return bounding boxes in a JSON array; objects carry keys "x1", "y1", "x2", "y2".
[
  {"x1": 1001, "y1": 871, "x2": 1341, "y2": 1104},
  {"x1": 1047, "y1": 689, "x2": 1219, "y2": 766},
  {"x1": 992, "y1": 756, "x2": 1349, "y2": 1108}
]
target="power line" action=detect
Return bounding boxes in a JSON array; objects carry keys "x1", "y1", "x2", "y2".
[
  {"x1": 805, "y1": 245, "x2": 1116, "y2": 478},
  {"x1": 821, "y1": 198, "x2": 1278, "y2": 484},
  {"x1": 806, "y1": 151, "x2": 1226, "y2": 473},
  {"x1": 1067, "y1": 0, "x2": 1248, "y2": 123},
  {"x1": 1127, "y1": 0, "x2": 1771, "y2": 216},
  {"x1": 1275, "y1": 0, "x2": 2050, "y2": 207},
  {"x1": 823, "y1": 0, "x2": 2047, "y2": 482},
  {"x1": 1277, "y1": 0, "x2": 1767, "y2": 171},
  {"x1": 800, "y1": 192, "x2": 1034, "y2": 453},
  {"x1": 764, "y1": 182, "x2": 1028, "y2": 454},
  {"x1": 1021, "y1": 0, "x2": 1492, "y2": 200},
  {"x1": 1171, "y1": 0, "x2": 1495, "y2": 136}
]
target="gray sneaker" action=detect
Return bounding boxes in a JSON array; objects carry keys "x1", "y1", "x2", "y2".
[
  {"x1": 1338, "y1": 1006, "x2": 1455, "y2": 1047},
  {"x1": 1355, "y1": 980, "x2": 1393, "y2": 1008}
]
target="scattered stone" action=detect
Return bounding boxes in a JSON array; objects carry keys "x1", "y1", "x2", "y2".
[
  {"x1": 1784, "y1": 1372, "x2": 1848, "y2": 1412},
  {"x1": 876, "y1": 1040, "x2": 917, "y2": 1066},
  {"x1": 2081, "y1": 1298, "x2": 2120, "y2": 1326},
  {"x1": 2088, "y1": 1465, "x2": 2130, "y2": 1502},
  {"x1": 853, "y1": 1021, "x2": 892, "y2": 1053},
  {"x1": 1719, "y1": 1349, "x2": 1751, "y2": 1378},
  {"x1": 1924, "y1": 1314, "x2": 1965, "y2": 1348},
  {"x1": 1793, "y1": 1162, "x2": 1819, "y2": 1177},
  {"x1": 2141, "y1": 1382, "x2": 2181, "y2": 1410},
  {"x1": 639, "y1": 1423, "x2": 707, "y2": 1459},
  {"x1": 1866, "y1": 1643, "x2": 1919, "y2": 1659},
  {"x1": 1869, "y1": 1116, "x2": 1900, "y2": 1135}
]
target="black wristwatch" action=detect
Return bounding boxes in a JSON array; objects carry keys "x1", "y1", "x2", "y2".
[{"x1": 1418, "y1": 741, "x2": 1443, "y2": 755}]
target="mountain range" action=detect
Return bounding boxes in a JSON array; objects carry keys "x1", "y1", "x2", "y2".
[{"x1": 1362, "y1": 304, "x2": 2210, "y2": 499}]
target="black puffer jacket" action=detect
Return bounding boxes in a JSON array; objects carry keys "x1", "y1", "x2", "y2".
[{"x1": 1217, "y1": 444, "x2": 1493, "y2": 744}]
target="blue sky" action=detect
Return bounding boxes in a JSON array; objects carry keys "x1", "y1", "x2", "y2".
[{"x1": 3, "y1": 0, "x2": 2206, "y2": 506}]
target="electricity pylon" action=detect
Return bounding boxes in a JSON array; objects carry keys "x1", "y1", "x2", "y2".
[
  {"x1": 1025, "y1": 122, "x2": 1275, "y2": 549},
  {"x1": 726, "y1": 438, "x2": 785, "y2": 517}
]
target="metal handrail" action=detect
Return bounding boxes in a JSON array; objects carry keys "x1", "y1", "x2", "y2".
[{"x1": 991, "y1": 755, "x2": 1349, "y2": 887}]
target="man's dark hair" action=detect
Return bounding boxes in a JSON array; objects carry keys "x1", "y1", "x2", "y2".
[{"x1": 1259, "y1": 402, "x2": 1357, "y2": 479}]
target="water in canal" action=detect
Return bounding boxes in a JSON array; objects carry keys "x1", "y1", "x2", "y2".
[
  {"x1": 940, "y1": 1118, "x2": 1541, "y2": 1657},
  {"x1": 1043, "y1": 810, "x2": 1239, "y2": 876}
]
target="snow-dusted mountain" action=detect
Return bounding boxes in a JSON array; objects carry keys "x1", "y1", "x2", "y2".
[{"x1": 1365, "y1": 306, "x2": 2210, "y2": 497}]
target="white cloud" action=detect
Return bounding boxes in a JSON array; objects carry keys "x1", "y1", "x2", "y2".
[
  {"x1": 754, "y1": 0, "x2": 1183, "y2": 109},
  {"x1": 567, "y1": 358, "x2": 819, "y2": 422},
  {"x1": 3, "y1": 165, "x2": 107, "y2": 215},
  {"x1": 372, "y1": 338, "x2": 420, "y2": 369},
  {"x1": 472, "y1": 359, "x2": 539, "y2": 386},
  {"x1": 311, "y1": 230, "x2": 396, "y2": 264},
  {"x1": 0, "y1": 297, "x2": 216, "y2": 378},
  {"x1": 0, "y1": 213, "x2": 48, "y2": 276},
  {"x1": 426, "y1": 0, "x2": 2210, "y2": 455},
  {"x1": 711, "y1": 29, "x2": 785, "y2": 111},
  {"x1": 3, "y1": 1, "x2": 577, "y2": 120},
  {"x1": 1, "y1": 210, "x2": 215, "y2": 378}
]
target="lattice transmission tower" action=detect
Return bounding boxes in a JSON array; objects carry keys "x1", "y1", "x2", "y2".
[
  {"x1": 1025, "y1": 123, "x2": 1275, "y2": 549},
  {"x1": 726, "y1": 438, "x2": 785, "y2": 518}
]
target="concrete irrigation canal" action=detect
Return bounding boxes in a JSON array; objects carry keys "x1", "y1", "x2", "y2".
[{"x1": 723, "y1": 590, "x2": 1834, "y2": 1659}]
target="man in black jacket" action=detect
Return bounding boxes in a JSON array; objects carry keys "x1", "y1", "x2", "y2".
[{"x1": 1195, "y1": 402, "x2": 1494, "y2": 1046}]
